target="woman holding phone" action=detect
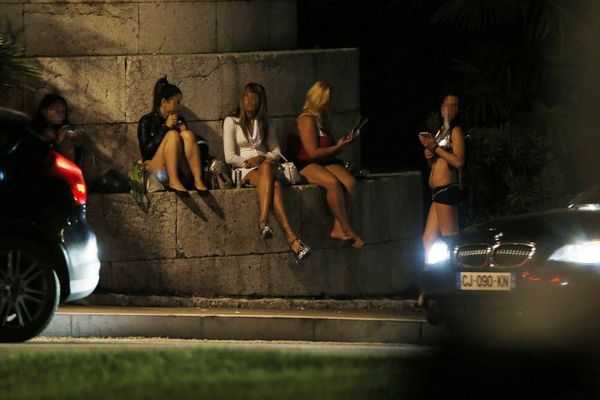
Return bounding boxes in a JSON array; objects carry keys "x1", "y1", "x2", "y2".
[
  {"x1": 137, "y1": 77, "x2": 207, "y2": 193},
  {"x1": 419, "y1": 93, "x2": 465, "y2": 257},
  {"x1": 293, "y1": 81, "x2": 364, "y2": 248}
]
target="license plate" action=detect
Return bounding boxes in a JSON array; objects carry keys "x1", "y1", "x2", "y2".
[{"x1": 457, "y1": 272, "x2": 515, "y2": 291}]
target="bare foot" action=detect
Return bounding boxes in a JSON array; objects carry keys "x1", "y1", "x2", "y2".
[
  {"x1": 330, "y1": 220, "x2": 352, "y2": 241},
  {"x1": 330, "y1": 229, "x2": 352, "y2": 241},
  {"x1": 349, "y1": 232, "x2": 364, "y2": 249},
  {"x1": 290, "y1": 239, "x2": 301, "y2": 253}
]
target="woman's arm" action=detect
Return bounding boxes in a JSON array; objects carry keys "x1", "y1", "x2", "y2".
[
  {"x1": 137, "y1": 114, "x2": 167, "y2": 160},
  {"x1": 297, "y1": 115, "x2": 350, "y2": 161},
  {"x1": 432, "y1": 127, "x2": 465, "y2": 169},
  {"x1": 223, "y1": 117, "x2": 246, "y2": 168},
  {"x1": 264, "y1": 126, "x2": 282, "y2": 161}
]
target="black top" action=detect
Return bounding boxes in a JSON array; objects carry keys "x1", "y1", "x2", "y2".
[{"x1": 137, "y1": 111, "x2": 187, "y2": 161}]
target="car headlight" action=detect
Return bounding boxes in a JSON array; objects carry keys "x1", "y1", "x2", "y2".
[
  {"x1": 549, "y1": 240, "x2": 600, "y2": 264},
  {"x1": 426, "y1": 240, "x2": 450, "y2": 265}
]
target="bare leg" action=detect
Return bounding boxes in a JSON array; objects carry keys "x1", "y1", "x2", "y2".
[
  {"x1": 244, "y1": 162, "x2": 274, "y2": 227},
  {"x1": 423, "y1": 204, "x2": 440, "y2": 255},
  {"x1": 300, "y1": 163, "x2": 364, "y2": 248},
  {"x1": 146, "y1": 130, "x2": 186, "y2": 191},
  {"x1": 324, "y1": 164, "x2": 357, "y2": 240},
  {"x1": 245, "y1": 164, "x2": 302, "y2": 251},
  {"x1": 435, "y1": 202, "x2": 459, "y2": 237},
  {"x1": 271, "y1": 180, "x2": 302, "y2": 251},
  {"x1": 180, "y1": 130, "x2": 207, "y2": 191}
]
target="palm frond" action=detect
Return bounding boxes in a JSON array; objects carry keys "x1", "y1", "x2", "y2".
[
  {"x1": 0, "y1": 37, "x2": 41, "y2": 97},
  {"x1": 431, "y1": 0, "x2": 523, "y2": 31}
]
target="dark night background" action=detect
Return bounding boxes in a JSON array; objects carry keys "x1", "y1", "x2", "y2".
[
  {"x1": 298, "y1": 0, "x2": 600, "y2": 224},
  {"x1": 298, "y1": 0, "x2": 456, "y2": 171}
]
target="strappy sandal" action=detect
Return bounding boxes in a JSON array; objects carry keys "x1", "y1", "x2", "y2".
[
  {"x1": 289, "y1": 238, "x2": 311, "y2": 264},
  {"x1": 258, "y1": 221, "x2": 274, "y2": 240}
]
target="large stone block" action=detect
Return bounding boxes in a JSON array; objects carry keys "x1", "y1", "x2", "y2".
[
  {"x1": 108, "y1": 255, "x2": 268, "y2": 296},
  {"x1": 360, "y1": 238, "x2": 422, "y2": 295},
  {"x1": 265, "y1": 248, "x2": 363, "y2": 296},
  {"x1": 102, "y1": 240, "x2": 415, "y2": 297},
  {"x1": 139, "y1": 2, "x2": 216, "y2": 55},
  {"x1": 315, "y1": 49, "x2": 360, "y2": 113},
  {"x1": 269, "y1": 51, "x2": 316, "y2": 116},
  {"x1": 188, "y1": 119, "x2": 224, "y2": 161},
  {"x1": 353, "y1": 173, "x2": 423, "y2": 244},
  {"x1": 28, "y1": 56, "x2": 126, "y2": 124},
  {"x1": 23, "y1": 4, "x2": 138, "y2": 56},
  {"x1": 216, "y1": 0, "x2": 270, "y2": 53},
  {"x1": 87, "y1": 193, "x2": 177, "y2": 262},
  {"x1": 81, "y1": 123, "x2": 138, "y2": 180},
  {"x1": 329, "y1": 111, "x2": 361, "y2": 167},
  {"x1": 125, "y1": 54, "x2": 221, "y2": 123},
  {"x1": 176, "y1": 188, "x2": 301, "y2": 257},
  {"x1": 0, "y1": 4, "x2": 24, "y2": 48},
  {"x1": 269, "y1": 0, "x2": 297, "y2": 50},
  {"x1": 218, "y1": 52, "x2": 275, "y2": 119}
]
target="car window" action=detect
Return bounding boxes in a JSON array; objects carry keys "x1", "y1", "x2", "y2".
[
  {"x1": 568, "y1": 183, "x2": 600, "y2": 208},
  {"x1": 0, "y1": 126, "x2": 23, "y2": 158}
]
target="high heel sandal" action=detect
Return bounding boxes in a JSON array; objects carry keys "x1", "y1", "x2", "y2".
[
  {"x1": 258, "y1": 221, "x2": 274, "y2": 240},
  {"x1": 289, "y1": 238, "x2": 311, "y2": 264}
]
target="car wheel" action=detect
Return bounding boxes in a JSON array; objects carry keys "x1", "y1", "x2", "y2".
[{"x1": 0, "y1": 243, "x2": 60, "y2": 342}]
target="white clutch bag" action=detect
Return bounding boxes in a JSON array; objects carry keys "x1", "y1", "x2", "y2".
[{"x1": 278, "y1": 154, "x2": 302, "y2": 185}]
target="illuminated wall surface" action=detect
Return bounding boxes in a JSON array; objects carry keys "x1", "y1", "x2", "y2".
[{"x1": 0, "y1": 0, "x2": 361, "y2": 178}]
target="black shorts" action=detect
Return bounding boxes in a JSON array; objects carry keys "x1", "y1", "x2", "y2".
[{"x1": 432, "y1": 183, "x2": 462, "y2": 206}]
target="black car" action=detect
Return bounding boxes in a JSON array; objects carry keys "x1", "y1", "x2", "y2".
[
  {"x1": 0, "y1": 107, "x2": 100, "y2": 342},
  {"x1": 422, "y1": 189, "x2": 600, "y2": 347}
]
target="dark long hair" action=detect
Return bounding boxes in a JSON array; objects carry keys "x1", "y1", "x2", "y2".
[
  {"x1": 230, "y1": 83, "x2": 269, "y2": 143},
  {"x1": 32, "y1": 93, "x2": 70, "y2": 133},
  {"x1": 152, "y1": 76, "x2": 182, "y2": 112}
]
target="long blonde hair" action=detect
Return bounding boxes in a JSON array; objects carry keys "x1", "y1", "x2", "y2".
[{"x1": 301, "y1": 81, "x2": 332, "y2": 133}]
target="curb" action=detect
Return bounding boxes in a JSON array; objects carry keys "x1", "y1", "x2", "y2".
[{"x1": 42, "y1": 306, "x2": 446, "y2": 344}]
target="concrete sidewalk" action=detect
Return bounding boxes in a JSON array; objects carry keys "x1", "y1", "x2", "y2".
[{"x1": 41, "y1": 305, "x2": 445, "y2": 344}]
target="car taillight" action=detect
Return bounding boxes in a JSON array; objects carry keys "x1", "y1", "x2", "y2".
[{"x1": 49, "y1": 150, "x2": 87, "y2": 205}]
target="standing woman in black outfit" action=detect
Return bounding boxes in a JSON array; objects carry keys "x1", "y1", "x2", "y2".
[
  {"x1": 137, "y1": 77, "x2": 207, "y2": 193},
  {"x1": 419, "y1": 94, "x2": 465, "y2": 257}
]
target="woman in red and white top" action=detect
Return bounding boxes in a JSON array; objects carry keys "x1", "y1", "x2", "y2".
[{"x1": 293, "y1": 81, "x2": 364, "y2": 248}]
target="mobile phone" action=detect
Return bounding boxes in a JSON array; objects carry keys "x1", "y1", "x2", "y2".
[
  {"x1": 346, "y1": 116, "x2": 369, "y2": 140},
  {"x1": 419, "y1": 132, "x2": 433, "y2": 139}
]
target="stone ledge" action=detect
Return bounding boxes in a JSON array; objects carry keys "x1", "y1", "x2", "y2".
[{"x1": 88, "y1": 173, "x2": 423, "y2": 297}]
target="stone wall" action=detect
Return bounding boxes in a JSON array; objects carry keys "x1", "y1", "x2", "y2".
[
  {"x1": 1, "y1": 0, "x2": 297, "y2": 56},
  {"x1": 89, "y1": 173, "x2": 423, "y2": 297},
  {"x1": 0, "y1": 0, "x2": 362, "y2": 179}
]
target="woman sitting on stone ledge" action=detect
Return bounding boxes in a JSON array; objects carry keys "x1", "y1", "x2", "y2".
[
  {"x1": 32, "y1": 93, "x2": 83, "y2": 165},
  {"x1": 292, "y1": 81, "x2": 364, "y2": 249},
  {"x1": 137, "y1": 77, "x2": 208, "y2": 194},
  {"x1": 223, "y1": 83, "x2": 311, "y2": 263}
]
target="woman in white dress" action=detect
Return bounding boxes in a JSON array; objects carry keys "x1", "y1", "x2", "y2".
[{"x1": 223, "y1": 83, "x2": 310, "y2": 263}]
